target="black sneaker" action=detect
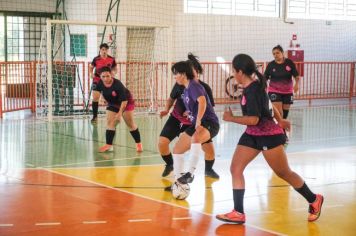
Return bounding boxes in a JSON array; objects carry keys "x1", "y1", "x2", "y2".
[
  {"x1": 161, "y1": 165, "x2": 173, "y2": 177},
  {"x1": 164, "y1": 185, "x2": 172, "y2": 191},
  {"x1": 205, "y1": 169, "x2": 220, "y2": 179},
  {"x1": 91, "y1": 117, "x2": 98, "y2": 124},
  {"x1": 177, "y1": 172, "x2": 194, "y2": 184}
]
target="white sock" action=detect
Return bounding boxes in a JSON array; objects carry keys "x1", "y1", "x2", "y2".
[
  {"x1": 188, "y1": 143, "x2": 201, "y2": 174},
  {"x1": 173, "y1": 153, "x2": 185, "y2": 181}
]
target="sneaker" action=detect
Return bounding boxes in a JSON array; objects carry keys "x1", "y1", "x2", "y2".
[
  {"x1": 177, "y1": 172, "x2": 194, "y2": 184},
  {"x1": 98, "y1": 144, "x2": 113, "y2": 153},
  {"x1": 136, "y1": 143, "x2": 143, "y2": 152},
  {"x1": 216, "y1": 210, "x2": 246, "y2": 224},
  {"x1": 162, "y1": 165, "x2": 173, "y2": 177},
  {"x1": 205, "y1": 169, "x2": 220, "y2": 179},
  {"x1": 308, "y1": 194, "x2": 324, "y2": 222},
  {"x1": 91, "y1": 117, "x2": 98, "y2": 124}
]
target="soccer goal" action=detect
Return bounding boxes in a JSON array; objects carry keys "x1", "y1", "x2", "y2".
[{"x1": 37, "y1": 19, "x2": 172, "y2": 120}]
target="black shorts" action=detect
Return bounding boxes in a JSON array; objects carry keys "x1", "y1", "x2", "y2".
[
  {"x1": 184, "y1": 120, "x2": 220, "y2": 141},
  {"x1": 268, "y1": 92, "x2": 294, "y2": 104},
  {"x1": 160, "y1": 115, "x2": 190, "y2": 141},
  {"x1": 92, "y1": 81, "x2": 100, "y2": 92},
  {"x1": 238, "y1": 132, "x2": 286, "y2": 151}
]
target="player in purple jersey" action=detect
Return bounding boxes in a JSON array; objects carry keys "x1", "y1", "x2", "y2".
[
  {"x1": 216, "y1": 54, "x2": 323, "y2": 224},
  {"x1": 170, "y1": 60, "x2": 220, "y2": 187},
  {"x1": 264, "y1": 45, "x2": 300, "y2": 119},
  {"x1": 158, "y1": 53, "x2": 219, "y2": 180}
]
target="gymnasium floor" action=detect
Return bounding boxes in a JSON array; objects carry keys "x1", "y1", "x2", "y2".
[{"x1": 0, "y1": 102, "x2": 356, "y2": 236}]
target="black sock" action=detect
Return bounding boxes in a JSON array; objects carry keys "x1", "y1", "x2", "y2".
[
  {"x1": 92, "y1": 101, "x2": 99, "y2": 118},
  {"x1": 106, "y1": 130, "x2": 116, "y2": 145},
  {"x1": 295, "y1": 182, "x2": 316, "y2": 203},
  {"x1": 205, "y1": 159, "x2": 215, "y2": 171},
  {"x1": 233, "y1": 189, "x2": 245, "y2": 213},
  {"x1": 162, "y1": 153, "x2": 173, "y2": 166},
  {"x1": 283, "y1": 109, "x2": 289, "y2": 119},
  {"x1": 130, "y1": 128, "x2": 141, "y2": 143}
]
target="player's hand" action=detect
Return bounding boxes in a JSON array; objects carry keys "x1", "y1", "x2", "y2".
[
  {"x1": 223, "y1": 107, "x2": 233, "y2": 122},
  {"x1": 183, "y1": 111, "x2": 189, "y2": 117},
  {"x1": 159, "y1": 110, "x2": 169, "y2": 118},
  {"x1": 293, "y1": 83, "x2": 299, "y2": 93},
  {"x1": 278, "y1": 119, "x2": 291, "y2": 131}
]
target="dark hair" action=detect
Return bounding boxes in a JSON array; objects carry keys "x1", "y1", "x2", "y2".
[
  {"x1": 187, "y1": 53, "x2": 203, "y2": 75},
  {"x1": 99, "y1": 43, "x2": 109, "y2": 49},
  {"x1": 171, "y1": 61, "x2": 194, "y2": 80},
  {"x1": 232, "y1": 54, "x2": 267, "y2": 90},
  {"x1": 272, "y1": 45, "x2": 284, "y2": 53},
  {"x1": 99, "y1": 66, "x2": 111, "y2": 75}
]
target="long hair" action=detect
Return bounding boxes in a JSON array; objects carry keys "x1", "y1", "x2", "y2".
[
  {"x1": 187, "y1": 53, "x2": 203, "y2": 75},
  {"x1": 171, "y1": 61, "x2": 194, "y2": 80},
  {"x1": 232, "y1": 54, "x2": 267, "y2": 90}
]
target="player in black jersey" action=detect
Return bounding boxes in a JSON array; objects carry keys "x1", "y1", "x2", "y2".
[
  {"x1": 216, "y1": 54, "x2": 323, "y2": 224},
  {"x1": 95, "y1": 67, "x2": 142, "y2": 153}
]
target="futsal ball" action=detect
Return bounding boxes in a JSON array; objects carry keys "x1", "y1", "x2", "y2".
[{"x1": 172, "y1": 181, "x2": 190, "y2": 200}]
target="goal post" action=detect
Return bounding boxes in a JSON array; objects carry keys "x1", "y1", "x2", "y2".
[{"x1": 37, "y1": 19, "x2": 172, "y2": 120}]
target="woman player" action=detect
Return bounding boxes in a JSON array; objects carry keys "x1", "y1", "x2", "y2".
[
  {"x1": 170, "y1": 60, "x2": 220, "y2": 187},
  {"x1": 158, "y1": 53, "x2": 219, "y2": 180},
  {"x1": 264, "y1": 45, "x2": 300, "y2": 120},
  {"x1": 216, "y1": 54, "x2": 323, "y2": 224},
  {"x1": 89, "y1": 43, "x2": 117, "y2": 124},
  {"x1": 95, "y1": 67, "x2": 143, "y2": 153}
]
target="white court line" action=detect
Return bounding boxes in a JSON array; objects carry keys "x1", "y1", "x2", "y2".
[
  {"x1": 44, "y1": 168, "x2": 286, "y2": 236},
  {"x1": 83, "y1": 221, "x2": 107, "y2": 224},
  {"x1": 172, "y1": 217, "x2": 192, "y2": 220},
  {"x1": 41, "y1": 154, "x2": 160, "y2": 168},
  {"x1": 35, "y1": 222, "x2": 61, "y2": 226},
  {"x1": 293, "y1": 204, "x2": 344, "y2": 212},
  {"x1": 0, "y1": 224, "x2": 14, "y2": 227},
  {"x1": 128, "y1": 219, "x2": 152, "y2": 223}
]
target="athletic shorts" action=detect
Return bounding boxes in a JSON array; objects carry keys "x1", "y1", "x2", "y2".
[
  {"x1": 106, "y1": 94, "x2": 135, "y2": 113},
  {"x1": 268, "y1": 92, "x2": 293, "y2": 105},
  {"x1": 184, "y1": 120, "x2": 220, "y2": 141},
  {"x1": 92, "y1": 77, "x2": 101, "y2": 91},
  {"x1": 160, "y1": 115, "x2": 190, "y2": 141},
  {"x1": 238, "y1": 132, "x2": 286, "y2": 151}
]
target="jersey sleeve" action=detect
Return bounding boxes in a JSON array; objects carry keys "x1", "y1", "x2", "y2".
[
  {"x1": 264, "y1": 62, "x2": 272, "y2": 80},
  {"x1": 170, "y1": 83, "x2": 183, "y2": 100},
  {"x1": 190, "y1": 82, "x2": 206, "y2": 102},
  {"x1": 115, "y1": 80, "x2": 128, "y2": 101},
  {"x1": 200, "y1": 81, "x2": 215, "y2": 107},
  {"x1": 289, "y1": 60, "x2": 299, "y2": 77},
  {"x1": 91, "y1": 56, "x2": 97, "y2": 67}
]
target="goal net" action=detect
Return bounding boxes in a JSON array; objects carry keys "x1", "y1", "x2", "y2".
[{"x1": 37, "y1": 19, "x2": 171, "y2": 120}]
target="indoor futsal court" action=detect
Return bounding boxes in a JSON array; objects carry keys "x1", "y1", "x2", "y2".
[{"x1": 1, "y1": 0, "x2": 356, "y2": 236}]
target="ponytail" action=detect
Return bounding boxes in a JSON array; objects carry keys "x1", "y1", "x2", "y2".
[
  {"x1": 255, "y1": 69, "x2": 267, "y2": 90},
  {"x1": 187, "y1": 53, "x2": 203, "y2": 74}
]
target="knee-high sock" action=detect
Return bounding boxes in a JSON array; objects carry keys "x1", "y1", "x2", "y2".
[
  {"x1": 188, "y1": 143, "x2": 201, "y2": 174},
  {"x1": 92, "y1": 101, "x2": 99, "y2": 118},
  {"x1": 106, "y1": 129, "x2": 116, "y2": 145},
  {"x1": 173, "y1": 154, "x2": 185, "y2": 181},
  {"x1": 129, "y1": 128, "x2": 141, "y2": 143}
]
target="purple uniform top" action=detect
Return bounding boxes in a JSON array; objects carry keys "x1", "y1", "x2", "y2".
[
  {"x1": 182, "y1": 80, "x2": 219, "y2": 125},
  {"x1": 241, "y1": 81, "x2": 284, "y2": 136}
]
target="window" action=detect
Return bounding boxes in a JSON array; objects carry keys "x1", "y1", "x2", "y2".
[
  {"x1": 70, "y1": 34, "x2": 87, "y2": 57},
  {"x1": 287, "y1": 0, "x2": 356, "y2": 20},
  {"x1": 0, "y1": 13, "x2": 52, "y2": 61},
  {"x1": 184, "y1": 0, "x2": 280, "y2": 17}
]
